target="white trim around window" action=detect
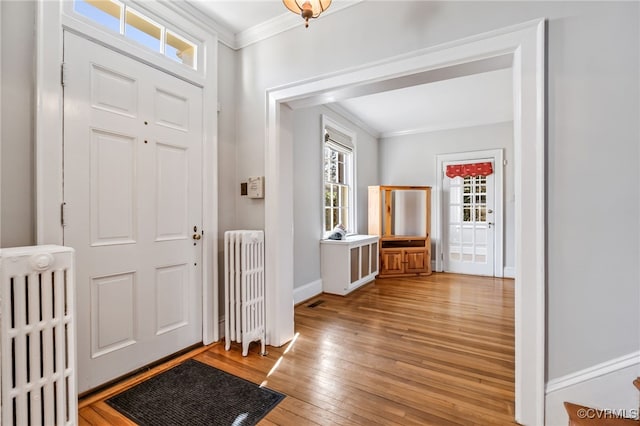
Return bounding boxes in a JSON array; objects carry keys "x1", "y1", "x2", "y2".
[{"x1": 321, "y1": 115, "x2": 357, "y2": 236}]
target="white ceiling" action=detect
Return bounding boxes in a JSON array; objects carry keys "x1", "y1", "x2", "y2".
[
  {"x1": 187, "y1": 1, "x2": 514, "y2": 137},
  {"x1": 187, "y1": 1, "x2": 286, "y2": 34},
  {"x1": 335, "y1": 68, "x2": 513, "y2": 137}
]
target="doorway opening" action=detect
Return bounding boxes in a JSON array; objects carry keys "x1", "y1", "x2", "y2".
[
  {"x1": 436, "y1": 149, "x2": 507, "y2": 278},
  {"x1": 265, "y1": 19, "x2": 546, "y2": 425}
]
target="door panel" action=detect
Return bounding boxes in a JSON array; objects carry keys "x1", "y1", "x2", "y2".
[
  {"x1": 443, "y1": 163, "x2": 495, "y2": 276},
  {"x1": 381, "y1": 250, "x2": 403, "y2": 275},
  {"x1": 63, "y1": 32, "x2": 203, "y2": 392},
  {"x1": 405, "y1": 249, "x2": 428, "y2": 273},
  {"x1": 90, "y1": 130, "x2": 137, "y2": 245}
]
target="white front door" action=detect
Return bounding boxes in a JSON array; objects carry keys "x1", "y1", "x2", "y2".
[
  {"x1": 443, "y1": 161, "x2": 495, "y2": 276},
  {"x1": 63, "y1": 32, "x2": 203, "y2": 392}
]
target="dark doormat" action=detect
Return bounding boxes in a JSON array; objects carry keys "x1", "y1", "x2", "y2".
[{"x1": 106, "y1": 359, "x2": 285, "y2": 426}]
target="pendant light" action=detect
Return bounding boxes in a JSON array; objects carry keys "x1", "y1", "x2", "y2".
[{"x1": 283, "y1": 0, "x2": 332, "y2": 28}]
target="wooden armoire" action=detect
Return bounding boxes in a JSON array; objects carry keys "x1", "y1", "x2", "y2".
[{"x1": 368, "y1": 185, "x2": 432, "y2": 278}]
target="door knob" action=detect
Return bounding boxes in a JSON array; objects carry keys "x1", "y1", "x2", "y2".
[
  {"x1": 488, "y1": 222, "x2": 494, "y2": 228},
  {"x1": 193, "y1": 234, "x2": 201, "y2": 240}
]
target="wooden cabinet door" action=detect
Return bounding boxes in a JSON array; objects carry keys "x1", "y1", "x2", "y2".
[
  {"x1": 380, "y1": 250, "x2": 404, "y2": 275},
  {"x1": 405, "y1": 248, "x2": 429, "y2": 273}
]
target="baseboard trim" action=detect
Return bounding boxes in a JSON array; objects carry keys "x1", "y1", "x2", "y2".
[
  {"x1": 546, "y1": 351, "x2": 640, "y2": 393},
  {"x1": 293, "y1": 279, "x2": 323, "y2": 305},
  {"x1": 545, "y1": 351, "x2": 640, "y2": 425},
  {"x1": 503, "y1": 266, "x2": 516, "y2": 278}
]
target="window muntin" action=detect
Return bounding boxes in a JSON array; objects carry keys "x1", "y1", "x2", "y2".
[
  {"x1": 72, "y1": 0, "x2": 198, "y2": 70},
  {"x1": 323, "y1": 141, "x2": 353, "y2": 234}
]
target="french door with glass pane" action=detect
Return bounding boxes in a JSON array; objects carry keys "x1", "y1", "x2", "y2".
[{"x1": 443, "y1": 165, "x2": 495, "y2": 276}]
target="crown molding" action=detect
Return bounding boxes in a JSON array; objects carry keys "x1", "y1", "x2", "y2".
[
  {"x1": 160, "y1": 0, "x2": 235, "y2": 48},
  {"x1": 324, "y1": 103, "x2": 380, "y2": 139},
  {"x1": 178, "y1": 1, "x2": 363, "y2": 50},
  {"x1": 379, "y1": 119, "x2": 513, "y2": 139},
  {"x1": 235, "y1": 1, "x2": 363, "y2": 50}
]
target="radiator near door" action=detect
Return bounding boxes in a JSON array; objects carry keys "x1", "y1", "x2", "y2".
[
  {"x1": 224, "y1": 231, "x2": 266, "y2": 357},
  {"x1": 0, "y1": 245, "x2": 77, "y2": 426}
]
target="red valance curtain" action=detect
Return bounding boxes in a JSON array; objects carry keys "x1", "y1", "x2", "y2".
[{"x1": 445, "y1": 162, "x2": 493, "y2": 178}]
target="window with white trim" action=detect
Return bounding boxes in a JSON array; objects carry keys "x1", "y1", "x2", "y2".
[
  {"x1": 72, "y1": 0, "x2": 198, "y2": 69},
  {"x1": 323, "y1": 123, "x2": 355, "y2": 235}
]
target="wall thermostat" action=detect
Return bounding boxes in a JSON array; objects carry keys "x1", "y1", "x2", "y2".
[{"x1": 247, "y1": 176, "x2": 265, "y2": 199}]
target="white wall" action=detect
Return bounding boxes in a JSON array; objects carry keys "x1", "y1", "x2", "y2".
[
  {"x1": 292, "y1": 105, "x2": 378, "y2": 289},
  {"x1": 379, "y1": 122, "x2": 515, "y2": 270},
  {"x1": 217, "y1": 42, "x2": 237, "y2": 314},
  {"x1": 1, "y1": 0, "x2": 35, "y2": 248},
  {"x1": 233, "y1": 1, "x2": 639, "y2": 383}
]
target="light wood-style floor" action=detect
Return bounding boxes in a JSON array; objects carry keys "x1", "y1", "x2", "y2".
[{"x1": 79, "y1": 273, "x2": 516, "y2": 425}]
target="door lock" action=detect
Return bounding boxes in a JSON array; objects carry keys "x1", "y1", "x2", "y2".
[{"x1": 193, "y1": 233, "x2": 201, "y2": 240}]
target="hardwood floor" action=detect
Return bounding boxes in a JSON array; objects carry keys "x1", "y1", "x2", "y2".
[{"x1": 79, "y1": 273, "x2": 516, "y2": 425}]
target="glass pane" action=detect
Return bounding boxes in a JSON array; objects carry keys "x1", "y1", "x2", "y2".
[
  {"x1": 463, "y1": 207, "x2": 471, "y2": 222},
  {"x1": 463, "y1": 195, "x2": 471, "y2": 204},
  {"x1": 478, "y1": 207, "x2": 486, "y2": 222},
  {"x1": 341, "y1": 186, "x2": 349, "y2": 208},
  {"x1": 332, "y1": 209, "x2": 339, "y2": 229},
  {"x1": 125, "y1": 8, "x2": 161, "y2": 51},
  {"x1": 327, "y1": 151, "x2": 337, "y2": 183},
  {"x1": 165, "y1": 30, "x2": 196, "y2": 68},
  {"x1": 74, "y1": 0, "x2": 122, "y2": 33},
  {"x1": 331, "y1": 186, "x2": 338, "y2": 207},
  {"x1": 338, "y1": 161, "x2": 344, "y2": 183},
  {"x1": 324, "y1": 209, "x2": 332, "y2": 232},
  {"x1": 324, "y1": 184, "x2": 332, "y2": 207},
  {"x1": 340, "y1": 208, "x2": 349, "y2": 229}
]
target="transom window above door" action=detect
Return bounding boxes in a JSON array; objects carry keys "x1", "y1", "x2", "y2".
[{"x1": 72, "y1": 0, "x2": 198, "y2": 69}]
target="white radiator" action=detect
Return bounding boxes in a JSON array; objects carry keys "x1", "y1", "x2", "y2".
[
  {"x1": 0, "y1": 246, "x2": 77, "y2": 426},
  {"x1": 224, "y1": 231, "x2": 266, "y2": 357}
]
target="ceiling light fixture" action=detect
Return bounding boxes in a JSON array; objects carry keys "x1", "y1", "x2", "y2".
[{"x1": 283, "y1": 0, "x2": 332, "y2": 28}]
